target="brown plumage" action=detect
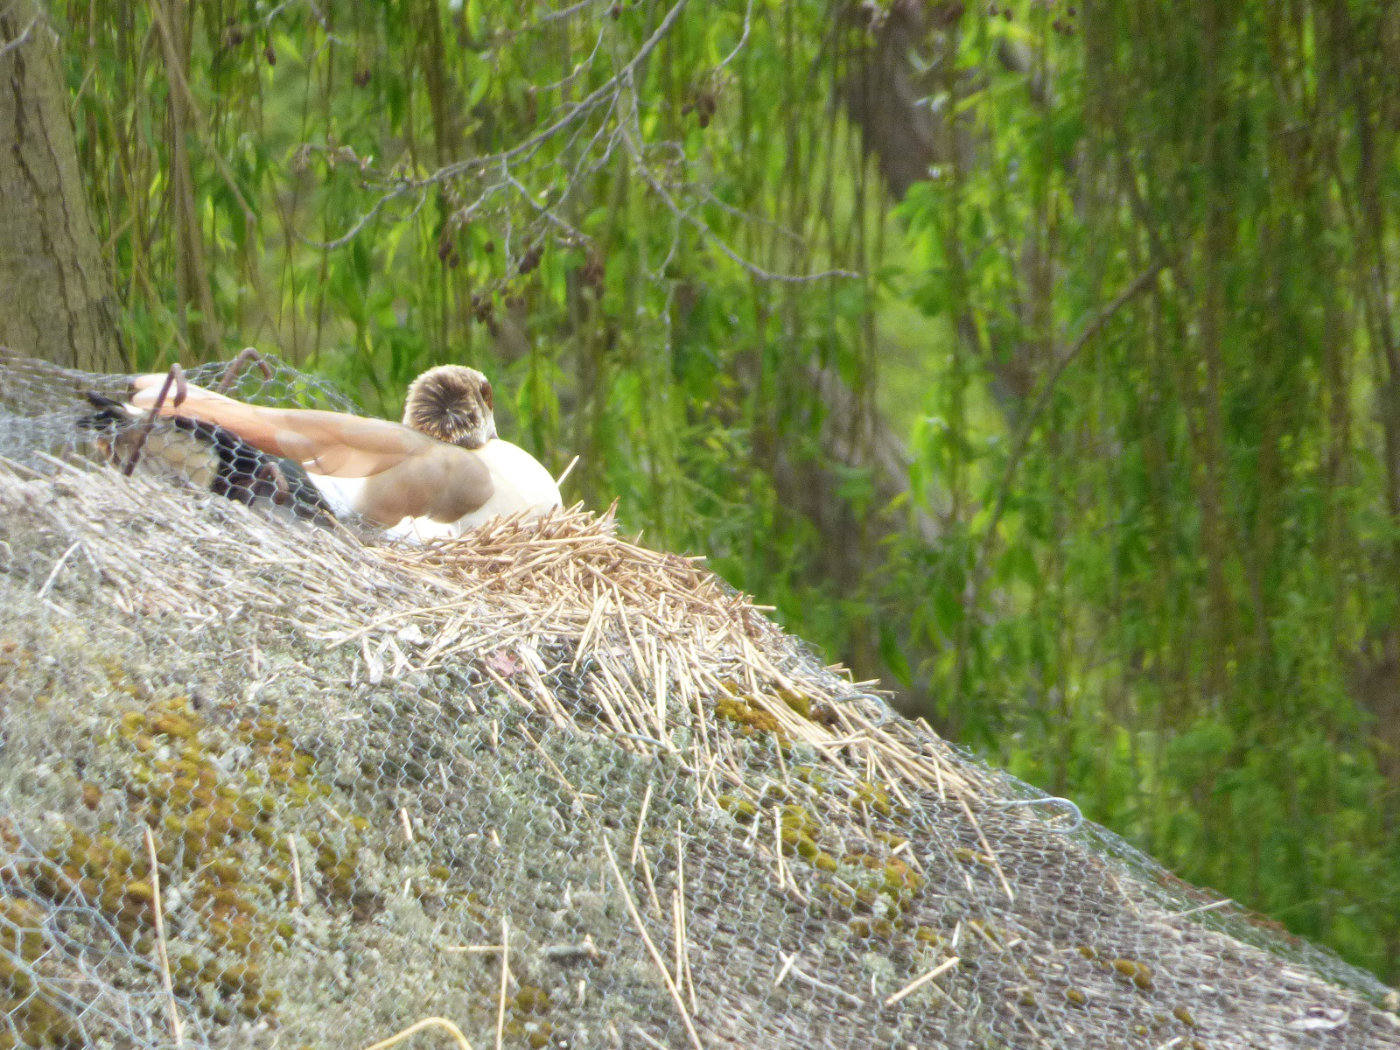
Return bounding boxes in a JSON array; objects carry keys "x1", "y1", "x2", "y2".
[
  {"x1": 402, "y1": 365, "x2": 497, "y2": 449},
  {"x1": 80, "y1": 391, "x2": 335, "y2": 521}
]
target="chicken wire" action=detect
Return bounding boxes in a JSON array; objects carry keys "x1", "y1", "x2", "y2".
[{"x1": 0, "y1": 350, "x2": 1396, "y2": 1050}]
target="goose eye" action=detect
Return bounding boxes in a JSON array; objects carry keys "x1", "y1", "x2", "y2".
[{"x1": 482, "y1": 381, "x2": 493, "y2": 409}]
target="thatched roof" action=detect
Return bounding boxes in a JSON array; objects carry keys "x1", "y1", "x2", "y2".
[{"x1": 0, "y1": 355, "x2": 1396, "y2": 1049}]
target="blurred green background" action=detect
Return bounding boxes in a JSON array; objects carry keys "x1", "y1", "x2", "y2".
[{"x1": 50, "y1": 0, "x2": 1400, "y2": 980}]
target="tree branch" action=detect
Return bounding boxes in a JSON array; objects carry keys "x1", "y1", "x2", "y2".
[{"x1": 954, "y1": 254, "x2": 1174, "y2": 692}]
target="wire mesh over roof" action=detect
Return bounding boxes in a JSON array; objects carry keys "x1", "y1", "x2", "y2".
[{"x1": 0, "y1": 351, "x2": 1396, "y2": 1049}]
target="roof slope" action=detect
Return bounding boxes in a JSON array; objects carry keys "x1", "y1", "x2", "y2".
[{"x1": 0, "y1": 355, "x2": 1396, "y2": 1050}]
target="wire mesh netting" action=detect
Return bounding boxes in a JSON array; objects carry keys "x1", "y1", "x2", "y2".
[{"x1": 0, "y1": 350, "x2": 1397, "y2": 1049}]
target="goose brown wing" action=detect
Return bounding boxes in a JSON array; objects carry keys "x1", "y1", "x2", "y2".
[
  {"x1": 360, "y1": 443, "x2": 496, "y2": 525},
  {"x1": 131, "y1": 377, "x2": 437, "y2": 478}
]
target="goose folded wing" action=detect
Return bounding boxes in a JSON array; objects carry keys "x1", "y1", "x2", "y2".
[
  {"x1": 130, "y1": 375, "x2": 497, "y2": 526},
  {"x1": 131, "y1": 377, "x2": 429, "y2": 476}
]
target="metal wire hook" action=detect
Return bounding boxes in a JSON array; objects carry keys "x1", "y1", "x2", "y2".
[
  {"x1": 830, "y1": 690, "x2": 897, "y2": 728},
  {"x1": 215, "y1": 346, "x2": 275, "y2": 394},
  {"x1": 122, "y1": 364, "x2": 187, "y2": 476},
  {"x1": 988, "y1": 795, "x2": 1084, "y2": 834}
]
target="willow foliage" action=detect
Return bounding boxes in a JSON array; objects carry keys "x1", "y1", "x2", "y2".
[{"x1": 890, "y1": 1, "x2": 1400, "y2": 978}]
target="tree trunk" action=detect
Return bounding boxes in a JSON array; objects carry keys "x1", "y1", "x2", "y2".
[{"x1": 0, "y1": 1, "x2": 124, "y2": 372}]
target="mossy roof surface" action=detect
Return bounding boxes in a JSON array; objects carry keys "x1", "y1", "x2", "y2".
[{"x1": 0, "y1": 451, "x2": 1396, "y2": 1049}]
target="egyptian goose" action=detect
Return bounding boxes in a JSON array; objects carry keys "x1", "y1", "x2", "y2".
[{"x1": 123, "y1": 365, "x2": 562, "y2": 540}]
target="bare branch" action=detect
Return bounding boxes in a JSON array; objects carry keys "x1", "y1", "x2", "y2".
[
  {"x1": 506, "y1": 0, "x2": 611, "y2": 35},
  {"x1": 716, "y1": 0, "x2": 754, "y2": 73},
  {"x1": 0, "y1": 17, "x2": 37, "y2": 60},
  {"x1": 953, "y1": 254, "x2": 1175, "y2": 694},
  {"x1": 618, "y1": 97, "x2": 860, "y2": 283},
  {"x1": 434, "y1": 0, "x2": 693, "y2": 182},
  {"x1": 300, "y1": 182, "x2": 416, "y2": 252},
  {"x1": 296, "y1": 0, "x2": 849, "y2": 286}
]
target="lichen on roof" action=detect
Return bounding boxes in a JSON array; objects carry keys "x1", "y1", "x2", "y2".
[{"x1": 0, "y1": 354, "x2": 1396, "y2": 1049}]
